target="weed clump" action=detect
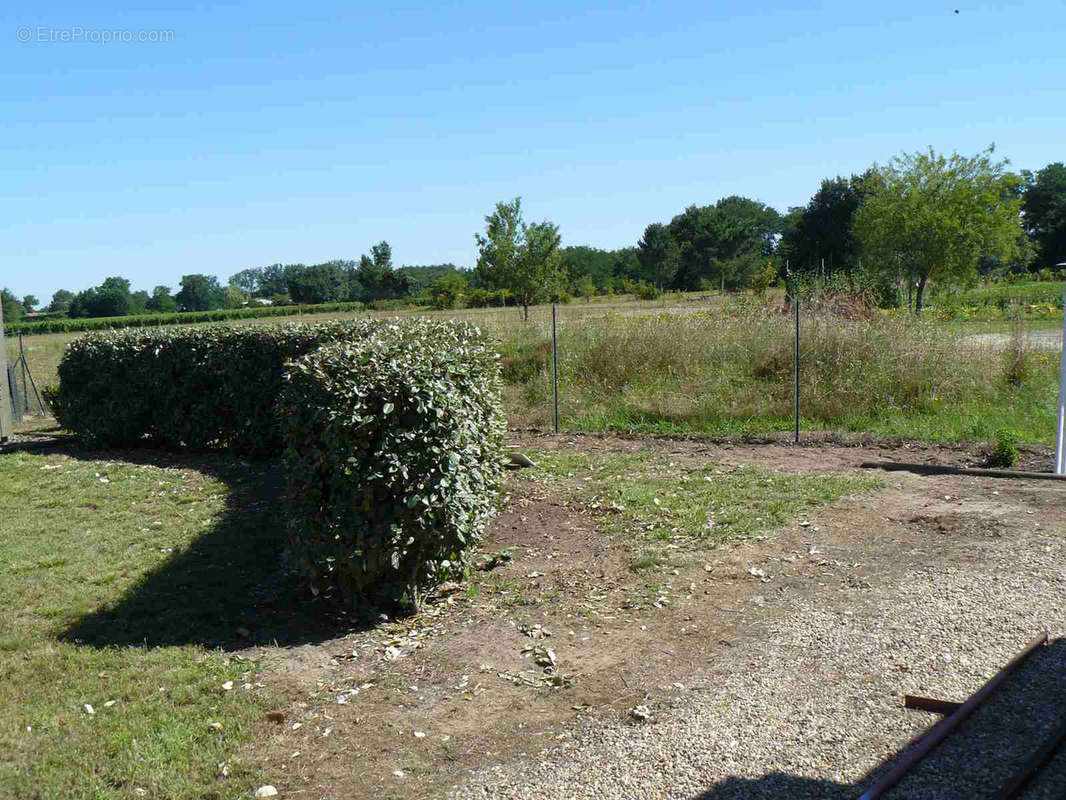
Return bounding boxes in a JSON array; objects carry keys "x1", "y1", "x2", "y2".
[{"x1": 985, "y1": 429, "x2": 1019, "y2": 468}]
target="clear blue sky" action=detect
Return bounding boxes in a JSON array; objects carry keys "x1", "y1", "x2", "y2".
[{"x1": 2, "y1": 0, "x2": 1064, "y2": 302}]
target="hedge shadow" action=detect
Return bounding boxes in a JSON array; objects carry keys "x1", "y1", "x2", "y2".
[{"x1": 59, "y1": 445, "x2": 370, "y2": 650}]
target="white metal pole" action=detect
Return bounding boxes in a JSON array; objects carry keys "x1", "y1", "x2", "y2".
[{"x1": 1056, "y1": 267, "x2": 1066, "y2": 474}]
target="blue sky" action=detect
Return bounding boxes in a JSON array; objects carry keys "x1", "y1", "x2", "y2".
[{"x1": 2, "y1": 0, "x2": 1064, "y2": 302}]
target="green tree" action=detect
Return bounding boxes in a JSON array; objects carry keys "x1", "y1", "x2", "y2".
[
  {"x1": 636, "y1": 223, "x2": 680, "y2": 289},
  {"x1": 175, "y1": 274, "x2": 225, "y2": 312},
  {"x1": 224, "y1": 285, "x2": 248, "y2": 308},
  {"x1": 854, "y1": 146, "x2": 1023, "y2": 313},
  {"x1": 355, "y1": 244, "x2": 410, "y2": 305},
  {"x1": 287, "y1": 262, "x2": 346, "y2": 304},
  {"x1": 1022, "y1": 162, "x2": 1066, "y2": 270},
  {"x1": 781, "y1": 173, "x2": 870, "y2": 280},
  {"x1": 128, "y1": 290, "x2": 150, "y2": 315},
  {"x1": 47, "y1": 289, "x2": 75, "y2": 314},
  {"x1": 429, "y1": 272, "x2": 468, "y2": 309},
  {"x1": 146, "y1": 285, "x2": 178, "y2": 313},
  {"x1": 69, "y1": 277, "x2": 132, "y2": 317},
  {"x1": 573, "y1": 275, "x2": 596, "y2": 303},
  {"x1": 475, "y1": 198, "x2": 563, "y2": 320},
  {"x1": 229, "y1": 268, "x2": 263, "y2": 295},
  {"x1": 21, "y1": 295, "x2": 38, "y2": 314},
  {"x1": 1, "y1": 288, "x2": 22, "y2": 322},
  {"x1": 666, "y1": 197, "x2": 781, "y2": 291}
]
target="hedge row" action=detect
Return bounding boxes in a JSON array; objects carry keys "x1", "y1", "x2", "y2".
[
  {"x1": 54, "y1": 319, "x2": 505, "y2": 608},
  {"x1": 53, "y1": 321, "x2": 369, "y2": 454},
  {"x1": 5, "y1": 301, "x2": 370, "y2": 336},
  {"x1": 280, "y1": 322, "x2": 505, "y2": 606}
]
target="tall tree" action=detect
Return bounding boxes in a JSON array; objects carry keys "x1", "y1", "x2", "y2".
[
  {"x1": 854, "y1": 146, "x2": 1023, "y2": 313},
  {"x1": 1022, "y1": 162, "x2": 1066, "y2": 270},
  {"x1": 474, "y1": 198, "x2": 563, "y2": 320},
  {"x1": 47, "y1": 289, "x2": 75, "y2": 314},
  {"x1": 288, "y1": 262, "x2": 347, "y2": 304},
  {"x1": 666, "y1": 197, "x2": 781, "y2": 290},
  {"x1": 175, "y1": 274, "x2": 225, "y2": 312},
  {"x1": 21, "y1": 295, "x2": 38, "y2": 314},
  {"x1": 146, "y1": 285, "x2": 178, "y2": 313},
  {"x1": 229, "y1": 267, "x2": 263, "y2": 295},
  {"x1": 69, "y1": 277, "x2": 132, "y2": 317},
  {"x1": 354, "y1": 246, "x2": 409, "y2": 305},
  {"x1": 636, "y1": 223, "x2": 680, "y2": 289},
  {"x1": 781, "y1": 174, "x2": 870, "y2": 280},
  {"x1": 1, "y1": 289, "x2": 22, "y2": 323}
]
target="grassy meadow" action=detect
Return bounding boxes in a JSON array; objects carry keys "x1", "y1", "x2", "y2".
[{"x1": 6, "y1": 287, "x2": 1063, "y2": 445}]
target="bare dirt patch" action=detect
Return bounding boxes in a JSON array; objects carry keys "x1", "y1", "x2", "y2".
[{"x1": 240, "y1": 433, "x2": 1063, "y2": 799}]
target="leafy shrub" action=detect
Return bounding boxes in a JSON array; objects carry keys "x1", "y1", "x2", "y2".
[
  {"x1": 279, "y1": 319, "x2": 505, "y2": 609},
  {"x1": 465, "y1": 288, "x2": 510, "y2": 308},
  {"x1": 985, "y1": 429, "x2": 1019, "y2": 468},
  {"x1": 53, "y1": 321, "x2": 380, "y2": 454},
  {"x1": 621, "y1": 280, "x2": 661, "y2": 300}
]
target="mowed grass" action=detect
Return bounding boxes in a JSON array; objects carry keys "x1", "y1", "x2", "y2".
[
  {"x1": 0, "y1": 449, "x2": 277, "y2": 800},
  {"x1": 532, "y1": 451, "x2": 879, "y2": 550}
]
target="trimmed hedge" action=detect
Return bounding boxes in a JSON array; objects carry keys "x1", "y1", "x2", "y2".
[
  {"x1": 279, "y1": 320, "x2": 505, "y2": 607},
  {"x1": 54, "y1": 318, "x2": 505, "y2": 610},
  {"x1": 54, "y1": 320, "x2": 378, "y2": 454}
]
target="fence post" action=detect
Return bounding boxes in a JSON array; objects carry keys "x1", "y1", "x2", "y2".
[
  {"x1": 0, "y1": 302, "x2": 11, "y2": 441},
  {"x1": 1055, "y1": 277, "x2": 1066, "y2": 475},
  {"x1": 551, "y1": 302, "x2": 559, "y2": 435},
  {"x1": 794, "y1": 297, "x2": 801, "y2": 444}
]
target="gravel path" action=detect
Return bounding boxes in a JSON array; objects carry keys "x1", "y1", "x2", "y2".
[
  {"x1": 969, "y1": 329, "x2": 1063, "y2": 351},
  {"x1": 448, "y1": 477, "x2": 1066, "y2": 799}
]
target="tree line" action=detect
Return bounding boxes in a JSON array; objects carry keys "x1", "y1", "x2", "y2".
[{"x1": 5, "y1": 147, "x2": 1064, "y2": 322}]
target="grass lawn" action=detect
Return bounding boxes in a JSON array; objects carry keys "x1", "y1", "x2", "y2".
[
  {"x1": 530, "y1": 450, "x2": 880, "y2": 573},
  {"x1": 0, "y1": 447, "x2": 318, "y2": 800}
]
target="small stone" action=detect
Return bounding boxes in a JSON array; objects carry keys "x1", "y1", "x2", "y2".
[
  {"x1": 254, "y1": 787, "x2": 279, "y2": 799},
  {"x1": 84, "y1": 704, "x2": 95, "y2": 715},
  {"x1": 629, "y1": 705, "x2": 652, "y2": 723},
  {"x1": 221, "y1": 681, "x2": 234, "y2": 691}
]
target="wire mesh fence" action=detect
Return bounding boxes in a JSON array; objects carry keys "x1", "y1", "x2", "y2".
[{"x1": 6, "y1": 334, "x2": 50, "y2": 421}]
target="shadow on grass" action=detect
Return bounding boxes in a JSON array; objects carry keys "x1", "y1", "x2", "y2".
[
  {"x1": 695, "y1": 638, "x2": 1066, "y2": 799},
  {"x1": 56, "y1": 442, "x2": 369, "y2": 650}
]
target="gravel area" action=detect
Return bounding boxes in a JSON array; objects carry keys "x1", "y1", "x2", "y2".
[{"x1": 448, "y1": 480, "x2": 1066, "y2": 800}]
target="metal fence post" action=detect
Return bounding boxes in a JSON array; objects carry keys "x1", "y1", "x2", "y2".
[
  {"x1": 0, "y1": 302, "x2": 11, "y2": 441},
  {"x1": 1055, "y1": 276, "x2": 1066, "y2": 474},
  {"x1": 551, "y1": 302, "x2": 559, "y2": 435},
  {"x1": 794, "y1": 297, "x2": 801, "y2": 444}
]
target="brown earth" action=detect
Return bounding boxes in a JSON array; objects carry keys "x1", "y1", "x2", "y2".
[{"x1": 240, "y1": 433, "x2": 1064, "y2": 799}]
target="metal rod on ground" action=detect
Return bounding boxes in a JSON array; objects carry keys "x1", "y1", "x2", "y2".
[
  {"x1": 857, "y1": 631, "x2": 1049, "y2": 800},
  {"x1": 1055, "y1": 267, "x2": 1066, "y2": 475},
  {"x1": 0, "y1": 301, "x2": 11, "y2": 441},
  {"x1": 794, "y1": 296, "x2": 800, "y2": 444},
  {"x1": 861, "y1": 461, "x2": 1066, "y2": 482},
  {"x1": 551, "y1": 302, "x2": 559, "y2": 435}
]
